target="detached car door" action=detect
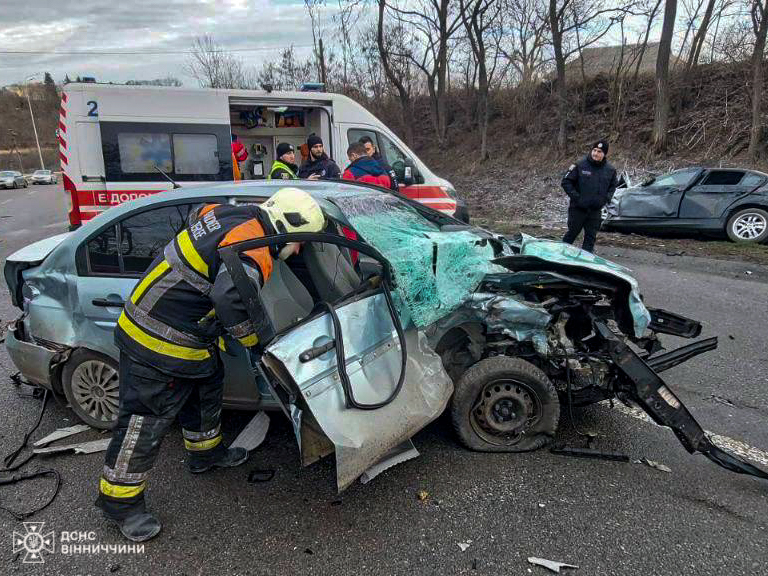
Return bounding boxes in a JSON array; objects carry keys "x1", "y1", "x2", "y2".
[
  {"x1": 617, "y1": 168, "x2": 702, "y2": 218},
  {"x1": 263, "y1": 287, "x2": 453, "y2": 492},
  {"x1": 679, "y1": 170, "x2": 763, "y2": 219}
]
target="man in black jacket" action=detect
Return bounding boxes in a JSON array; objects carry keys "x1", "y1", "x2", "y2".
[
  {"x1": 298, "y1": 134, "x2": 341, "y2": 180},
  {"x1": 561, "y1": 140, "x2": 618, "y2": 253}
]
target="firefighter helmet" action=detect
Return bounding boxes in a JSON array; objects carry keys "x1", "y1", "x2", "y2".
[{"x1": 261, "y1": 187, "x2": 326, "y2": 234}]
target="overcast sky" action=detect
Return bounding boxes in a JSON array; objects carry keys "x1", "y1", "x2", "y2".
[{"x1": 0, "y1": 0, "x2": 328, "y2": 87}]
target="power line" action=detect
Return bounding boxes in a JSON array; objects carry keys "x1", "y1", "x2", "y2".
[{"x1": 0, "y1": 45, "x2": 313, "y2": 56}]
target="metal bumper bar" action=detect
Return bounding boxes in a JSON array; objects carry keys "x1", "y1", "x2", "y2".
[{"x1": 595, "y1": 321, "x2": 768, "y2": 481}]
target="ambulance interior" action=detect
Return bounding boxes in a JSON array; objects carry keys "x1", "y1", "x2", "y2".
[{"x1": 229, "y1": 102, "x2": 333, "y2": 180}]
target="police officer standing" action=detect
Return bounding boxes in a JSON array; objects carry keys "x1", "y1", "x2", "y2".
[{"x1": 561, "y1": 140, "x2": 617, "y2": 253}]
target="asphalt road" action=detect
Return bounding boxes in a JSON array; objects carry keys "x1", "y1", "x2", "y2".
[{"x1": 0, "y1": 183, "x2": 767, "y2": 576}]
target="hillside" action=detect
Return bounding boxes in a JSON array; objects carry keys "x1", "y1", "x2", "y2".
[{"x1": 397, "y1": 60, "x2": 765, "y2": 226}]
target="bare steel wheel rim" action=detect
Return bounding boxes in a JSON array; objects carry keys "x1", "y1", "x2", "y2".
[
  {"x1": 469, "y1": 378, "x2": 542, "y2": 446},
  {"x1": 71, "y1": 360, "x2": 119, "y2": 422},
  {"x1": 733, "y1": 213, "x2": 767, "y2": 240}
]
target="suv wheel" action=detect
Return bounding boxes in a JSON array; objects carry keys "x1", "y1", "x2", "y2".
[
  {"x1": 726, "y1": 208, "x2": 768, "y2": 243},
  {"x1": 451, "y1": 356, "x2": 560, "y2": 452},
  {"x1": 62, "y1": 349, "x2": 120, "y2": 429}
]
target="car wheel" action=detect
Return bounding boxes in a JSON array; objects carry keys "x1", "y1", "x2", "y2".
[
  {"x1": 451, "y1": 356, "x2": 560, "y2": 452},
  {"x1": 726, "y1": 208, "x2": 768, "y2": 243},
  {"x1": 62, "y1": 349, "x2": 120, "y2": 429}
]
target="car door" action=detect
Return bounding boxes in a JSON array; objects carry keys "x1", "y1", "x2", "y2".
[
  {"x1": 617, "y1": 168, "x2": 702, "y2": 218},
  {"x1": 263, "y1": 290, "x2": 453, "y2": 491},
  {"x1": 679, "y1": 170, "x2": 763, "y2": 219}
]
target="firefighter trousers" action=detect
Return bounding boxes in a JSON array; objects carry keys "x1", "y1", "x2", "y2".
[{"x1": 96, "y1": 351, "x2": 225, "y2": 519}]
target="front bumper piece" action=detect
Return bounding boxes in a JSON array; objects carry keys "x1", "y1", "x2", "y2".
[{"x1": 595, "y1": 321, "x2": 768, "y2": 480}]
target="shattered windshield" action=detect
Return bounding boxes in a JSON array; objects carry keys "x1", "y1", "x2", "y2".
[{"x1": 331, "y1": 193, "x2": 506, "y2": 327}]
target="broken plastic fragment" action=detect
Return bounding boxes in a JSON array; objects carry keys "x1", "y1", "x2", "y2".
[
  {"x1": 33, "y1": 438, "x2": 110, "y2": 455},
  {"x1": 230, "y1": 411, "x2": 270, "y2": 452},
  {"x1": 416, "y1": 489, "x2": 429, "y2": 502},
  {"x1": 640, "y1": 458, "x2": 672, "y2": 473},
  {"x1": 33, "y1": 424, "x2": 91, "y2": 447},
  {"x1": 527, "y1": 557, "x2": 579, "y2": 573},
  {"x1": 457, "y1": 541, "x2": 472, "y2": 552}
]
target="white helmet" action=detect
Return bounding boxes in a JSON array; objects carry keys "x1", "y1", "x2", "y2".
[{"x1": 261, "y1": 187, "x2": 326, "y2": 235}]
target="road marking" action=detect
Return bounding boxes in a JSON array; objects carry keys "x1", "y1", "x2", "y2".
[
  {"x1": 0, "y1": 198, "x2": 10, "y2": 205},
  {"x1": 26, "y1": 190, "x2": 36, "y2": 196},
  {"x1": 603, "y1": 400, "x2": 768, "y2": 468}
]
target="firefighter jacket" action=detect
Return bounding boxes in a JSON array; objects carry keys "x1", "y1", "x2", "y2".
[{"x1": 114, "y1": 203, "x2": 275, "y2": 378}]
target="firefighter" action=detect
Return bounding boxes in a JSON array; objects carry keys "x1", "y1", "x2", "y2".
[
  {"x1": 298, "y1": 134, "x2": 341, "y2": 180},
  {"x1": 342, "y1": 141, "x2": 392, "y2": 189},
  {"x1": 561, "y1": 139, "x2": 618, "y2": 253},
  {"x1": 268, "y1": 143, "x2": 298, "y2": 180},
  {"x1": 96, "y1": 188, "x2": 325, "y2": 542}
]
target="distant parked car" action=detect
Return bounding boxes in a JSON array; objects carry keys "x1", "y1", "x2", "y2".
[
  {"x1": 603, "y1": 167, "x2": 768, "y2": 243},
  {"x1": 0, "y1": 170, "x2": 29, "y2": 189},
  {"x1": 30, "y1": 169, "x2": 57, "y2": 185}
]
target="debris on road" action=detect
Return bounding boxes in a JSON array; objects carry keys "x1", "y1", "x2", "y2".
[
  {"x1": 457, "y1": 540, "x2": 472, "y2": 552},
  {"x1": 230, "y1": 411, "x2": 269, "y2": 452},
  {"x1": 360, "y1": 440, "x2": 420, "y2": 485},
  {"x1": 33, "y1": 424, "x2": 91, "y2": 447},
  {"x1": 527, "y1": 556, "x2": 579, "y2": 573},
  {"x1": 246, "y1": 468, "x2": 275, "y2": 483},
  {"x1": 709, "y1": 394, "x2": 735, "y2": 407},
  {"x1": 33, "y1": 438, "x2": 110, "y2": 455},
  {"x1": 416, "y1": 490, "x2": 429, "y2": 502},
  {"x1": 550, "y1": 446, "x2": 629, "y2": 462},
  {"x1": 638, "y1": 458, "x2": 672, "y2": 473}
]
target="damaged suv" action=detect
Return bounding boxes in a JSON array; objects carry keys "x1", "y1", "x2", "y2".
[{"x1": 5, "y1": 180, "x2": 767, "y2": 489}]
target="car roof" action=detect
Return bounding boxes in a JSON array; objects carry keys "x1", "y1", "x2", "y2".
[{"x1": 68, "y1": 180, "x2": 404, "y2": 241}]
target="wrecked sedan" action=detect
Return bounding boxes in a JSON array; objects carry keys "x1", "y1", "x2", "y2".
[
  {"x1": 5, "y1": 180, "x2": 767, "y2": 489},
  {"x1": 602, "y1": 167, "x2": 768, "y2": 243}
]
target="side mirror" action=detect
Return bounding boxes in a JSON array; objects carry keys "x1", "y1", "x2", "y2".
[{"x1": 402, "y1": 159, "x2": 418, "y2": 186}]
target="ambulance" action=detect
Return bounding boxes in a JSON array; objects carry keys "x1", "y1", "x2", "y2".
[{"x1": 58, "y1": 83, "x2": 467, "y2": 227}]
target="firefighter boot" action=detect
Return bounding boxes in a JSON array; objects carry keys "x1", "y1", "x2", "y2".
[
  {"x1": 113, "y1": 512, "x2": 162, "y2": 543},
  {"x1": 188, "y1": 444, "x2": 249, "y2": 474}
]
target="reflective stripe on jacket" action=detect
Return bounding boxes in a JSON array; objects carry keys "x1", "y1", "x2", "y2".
[
  {"x1": 114, "y1": 203, "x2": 275, "y2": 377},
  {"x1": 268, "y1": 160, "x2": 297, "y2": 180}
]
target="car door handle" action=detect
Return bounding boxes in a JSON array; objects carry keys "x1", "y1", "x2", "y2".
[{"x1": 92, "y1": 298, "x2": 125, "y2": 308}]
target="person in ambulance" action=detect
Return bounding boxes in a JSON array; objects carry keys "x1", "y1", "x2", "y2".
[{"x1": 95, "y1": 188, "x2": 326, "y2": 542}]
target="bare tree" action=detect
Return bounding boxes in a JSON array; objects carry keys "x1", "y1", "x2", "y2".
[
  {"x1": 499, "y1": 0, "x2": 549, "y2": 86},
  {"x1": 685, "y1": 0, "x2": 719, "y2": 70},
  {"x1": 388, "y1": 0, "x2": 464, "y2": 145},
  {"x1": 460, "y1": 0, "x2": 503, "y2": 160},
  {"x1": 305, "y1": 0, "x2": 328, "y2": 84},
  {"x1": 653, "y1": 0, "x2": 678, "y2": 153},
  {"x1": 377, "y1": 0, "x2": 417, "y2": 145},
  {"x1": 749, "y1": 0, "x2": 768, "y2": 159},
  {"x1": 185, "y1": 35, "x2": 254, "y2": 89},
  {"x1": 547, "y1": 0, "x2": 619, "y2": 151},
  {"x1": 631, "y1": 0, "x2": 663, "y2": 82}
]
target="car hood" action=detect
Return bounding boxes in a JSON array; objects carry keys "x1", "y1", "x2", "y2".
[{"x1": 7, "y1": 232, "x2": 72, "y2": 263}]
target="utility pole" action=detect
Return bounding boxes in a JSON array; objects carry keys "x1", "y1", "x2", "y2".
[{"x1": 25, "y1": 74, "x2": 45, "y2": 170}]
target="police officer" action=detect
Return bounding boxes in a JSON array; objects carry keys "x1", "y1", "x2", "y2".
[
  {"x1": 561, "y1": 140, "x2": 617, "y2": 253},
  {"x1": 96, "y1": 188, "x2": 325, "y2": 542},
  {"x1": 268, "y1": 143, "x2": 298, "y2": 180}
]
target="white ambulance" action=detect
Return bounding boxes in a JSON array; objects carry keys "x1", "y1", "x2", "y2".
[{"x1": 58, "y1": 83, "x2": 467, "y2": 227}]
